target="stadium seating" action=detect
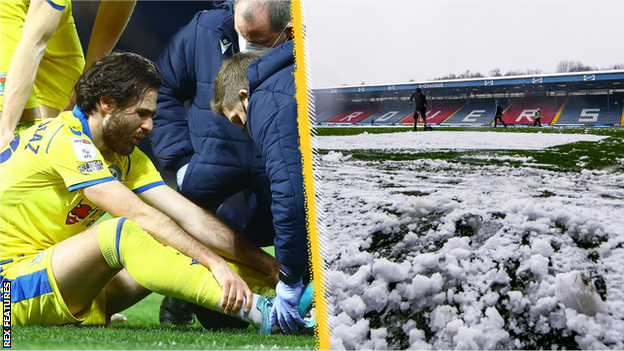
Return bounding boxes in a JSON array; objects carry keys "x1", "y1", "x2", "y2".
[
  {"x1": 318, "y1": 94, "x2": 623, "y2": 126},
  {"x1": 500, "y1": 96, "x2": 563, "y2": 126},
  {"x1": 358, "y1": 104, "x2": 413, "y2": 125},
  {"x1": 398, "y1": 99, "x2": 467, "y2": 125},
  {"x1": 554, "y1": 94, "x2": 624, "y2": 125},
  {"x1": 443, "y1": 98, "x2": 500, "y2": 125},
  {"x1": 323, "y1": 104, "x2": 383, "y2": 124},
  {"x1": 313, "y1": 106, "x2": 345, "y2": 124}
]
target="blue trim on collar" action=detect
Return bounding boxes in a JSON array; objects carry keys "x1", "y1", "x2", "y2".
[
  {"x1": 72, "y1": 105, "x2": 93, "y2": 139},
  {"x1": 126, "y1": 155, "x2": 132, "y2": 176}
]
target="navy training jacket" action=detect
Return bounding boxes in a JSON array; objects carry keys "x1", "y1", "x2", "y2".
[
  {"x1": 247, "y1": 40, "x2": 308, "y2": 279},
  {"x1": 150, "y1": 1, "x2": 267, "y2": 211}
]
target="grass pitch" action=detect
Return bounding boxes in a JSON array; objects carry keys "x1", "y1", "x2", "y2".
[
  {"x1": 11, "y1": 293, "x2": 316, "y2": 350},
  {"x1": 315, "y1": 126, "x2": 624, "y2": 173},
  {"x1": 11, "y1": 246, "x2": 313, "y2": 350}
]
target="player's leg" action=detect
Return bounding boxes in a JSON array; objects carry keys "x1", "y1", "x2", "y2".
[
  {"x1": 37, "y1": 104, "x2": 61, "y2": 119},
  {"x1": 85, "y1": 217, "x2": 276, "y2": 328},
  {"x1": 104, "y1": 269, "x2": 151, "y2": 317},
  {"x1": 0, "y1": 2, "x2": 43, "y2": 134},
  {"x1": 34, "y1": 1, "x2": 84, "y2": 119},
  {"x1": 73, "y1": 269, "x2": 149, "y2": 326},
  {"x1": 194, "y1": 181, "x2": 276, "y2": 330},
  {"x1": 50, "y1": 224, "x2": 123, "y2": 316}
]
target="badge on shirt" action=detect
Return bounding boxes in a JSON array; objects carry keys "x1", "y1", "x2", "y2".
[
  {"x1": 71, "y1": 137, "x2": 97, "y2": 161},
  {"x1": 109, "y1": 164, "x2": 125, "y2": 183}
]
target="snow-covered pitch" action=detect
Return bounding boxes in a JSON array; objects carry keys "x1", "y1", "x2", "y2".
[{"x1": 317, "y1": 131, "x2": 624, "y2": 350}]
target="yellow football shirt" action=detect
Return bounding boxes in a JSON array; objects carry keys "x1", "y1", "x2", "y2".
[{"x1": 0, "y1": 107, "x2": 164, "y2": 269}]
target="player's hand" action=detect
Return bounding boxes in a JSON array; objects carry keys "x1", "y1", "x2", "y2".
[
  {"x1": 210, "y1": 260, "x2": 254, "y2": 314},
  {"x1": 270, "y1": 280, "x2": 305, "y2": 334}
]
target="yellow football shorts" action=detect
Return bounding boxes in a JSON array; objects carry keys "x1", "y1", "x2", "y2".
[
  {"x1": 0, "y1": 246, "x2": 106, "y2": 326},
  {"x1": 0, "y1": 0, "x2": 85, "y2": 112}
]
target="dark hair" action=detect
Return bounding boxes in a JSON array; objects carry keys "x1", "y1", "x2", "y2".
[
  {"x1": 75, "y1": 52, "x2": 162, "y2": 115},
  {"x1": 211, "y1": 52, "x2": 260, "y2": 116}
]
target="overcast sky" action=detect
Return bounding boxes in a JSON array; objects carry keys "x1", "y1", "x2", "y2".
[{"x1": 304, "y1": 0, "x2": 624, "y2": 88}]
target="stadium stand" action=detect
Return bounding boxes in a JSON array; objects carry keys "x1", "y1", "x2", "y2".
[
  {"x1": 314, "y1": 70, "x2": 624, "y2": 127},
  {"x1": 554, "y1": 93, "x2": 624, "y2": 125},
  {"x1": 500, "y1": 96, "x2": 563, "y2": 126},
  {"x1": 442, "y1": 98, "x2": 500, "y2": 126},
  {"x1": 358, "y1": 104, "x2": 413, "y2": 125},
  {"x1": 313, "y1": 106, "x2": 345, "y2": 124},
  {"x1": 398, "y1": 99, "x2": 466, "y2": 125},
  {"x1": 360, "y1": 106, "x2": 412, "y2": 125},
  {"x1": 323, "y1": 104, "x2": 383, "y2": 124}
]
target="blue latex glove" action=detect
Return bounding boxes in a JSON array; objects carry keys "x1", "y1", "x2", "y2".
[{"x1": 270, "y1": 280, "x2": 305, "y2": 334}]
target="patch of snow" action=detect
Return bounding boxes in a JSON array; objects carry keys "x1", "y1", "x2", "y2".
[{"x1": 320, "y1": 131, "x2": 624, "y2": 349}]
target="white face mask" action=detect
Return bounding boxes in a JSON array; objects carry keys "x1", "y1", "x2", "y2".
[
  {"x1": 238, "y1": 22, "x2": 289, "y2": 57},
  {"x1": 242, "y1": 42, "x2": 272, "y2": 56}
]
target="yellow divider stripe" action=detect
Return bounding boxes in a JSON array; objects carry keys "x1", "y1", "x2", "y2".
[
  {"x1": 440, "y1": 104, "x2": 466, "y2": 124},
  {"x1": 292, "y1": 2, "x2": 329, "y2": 349},
  {"x1": 550, "y1": 98, "x2": 568, "y2": 125}
]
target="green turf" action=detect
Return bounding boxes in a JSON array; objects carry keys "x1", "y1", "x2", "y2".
[
  {"x1": 315, "y1": 126, "x2": 624, "y2": 173},
  {"x1": 11, "y1": 293, "x2": 315, "y2": 350}
]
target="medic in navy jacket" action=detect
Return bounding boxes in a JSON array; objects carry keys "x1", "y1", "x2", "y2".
[
  {"x1": 246, "y1": 40, "x2": 308, "y2": 285},
  {"x1": 150, "y1": 1, "x2": 269, "y2": 217}
]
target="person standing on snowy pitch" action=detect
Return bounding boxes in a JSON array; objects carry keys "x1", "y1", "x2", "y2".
[
  {"x1": 149, "y1": 0, "x2": 293, "y2": 327},
  {"x1": 493, "y1": 100, "x2": 507, "y2": 128},
  {"x1": 533, "y1": 108, "x2": 542, "y2": 127},
  {"x1": 0, "y1": 52, "x2": 315, "y2": 332},
  {"x1": 409, "y1": 88, "x2": 428, "y2": 131},
  {"x1": 211, "y1": 42, "x2": 313, "y2": 335}
]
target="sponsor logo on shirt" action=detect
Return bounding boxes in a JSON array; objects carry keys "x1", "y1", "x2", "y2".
[
  {"x1": 77, "y1": 160, "x2": 105, "y2": 173},
  {"x1": 71, "y1": 137, "x2": 97, "y2": 161},
  {"x1": 66, "y1": 199, "x2": 93, "y2": 225}
]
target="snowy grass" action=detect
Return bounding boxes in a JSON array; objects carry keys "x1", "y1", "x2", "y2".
[
  {"x1": 317, "y1": 127, "x2": 624, "y2": 350},
  {"x1": 317, "y1": 126, "x2": 624, "y2": 172}
]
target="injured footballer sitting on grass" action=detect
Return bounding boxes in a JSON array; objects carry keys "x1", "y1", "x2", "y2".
[{"x1": 0, "y1": 52, "x2": 314, "y2": 335}]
